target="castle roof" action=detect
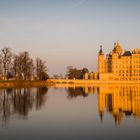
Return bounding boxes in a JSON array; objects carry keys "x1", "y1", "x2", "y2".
[{"x1": 122, "y1": 51, "x2": 132, "y2": 56}]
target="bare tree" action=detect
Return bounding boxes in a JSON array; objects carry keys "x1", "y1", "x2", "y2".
[
  {"x1": 0, "y1": 57, "x2": 3, "y2": 77},
  {"x1": 11, "y1": 54, "x2": 20, "y2": 80},
  {"x1": 35, "y1": 57, "x2": 48, "y2": 80},
  {"x1": 11, "y1": 52, "x2": 34, "y2": 80},
  {"x1": 0, "y1": 47, "x2": 48, "y2": 81},
  {"x1": 0, "y1": 48, "x2": 12, "y2": 80},
  {"x1": 23, "y1": 52, "x2": 33, "y2": 80},
  {"x1": 18, "y1": 51, "x2": 34, "y2": 80}
]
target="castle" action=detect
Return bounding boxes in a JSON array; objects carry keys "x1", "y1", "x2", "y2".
[{"x1": 84, "y1": 41, "x2": 140, "y2": 81}]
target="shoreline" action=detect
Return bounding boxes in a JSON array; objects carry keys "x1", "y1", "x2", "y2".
[
  {"x1": 48, "y1": 79, "x2": 140, "y2": 84},
  {"x1": 0, "y1": 79, "x2": 139, "y2": 88},
  {"x1": 0, "y1": 80, "x2": 49, "y2": 88}
]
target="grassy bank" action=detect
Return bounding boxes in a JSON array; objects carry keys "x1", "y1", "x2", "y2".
[{"x1": 0, "y1": 80, "x2": 50, "y2": 88}]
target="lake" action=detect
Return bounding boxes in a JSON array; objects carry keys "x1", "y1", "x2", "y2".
[{"x1": 0, "y1": 84, "x2": 140, "y2": 140}]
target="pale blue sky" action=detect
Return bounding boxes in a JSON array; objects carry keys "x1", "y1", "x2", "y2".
[{"x1": 0, "y1": 0, "x2": 140, "y2": 75}]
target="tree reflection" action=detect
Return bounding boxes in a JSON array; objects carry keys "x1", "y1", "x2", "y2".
[
  {"x1": 12, "y1": 88, "x2": 34, "y2": 117},
  {"x1": 2, "y1": 89, "x2": 11, "y2": 126},
  {"x1": 66, "y1": 87, "x2": 88, "y2": 99},
  {"x1": 0, "y1": 87, "x2": 48, "y2": 126},
  {"x1": 36, "y1": 87, "x2": 48, "y2": 110}
]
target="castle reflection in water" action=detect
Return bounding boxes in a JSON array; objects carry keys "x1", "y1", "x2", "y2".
[
  {"x1": 85, "y1": 84, "x2": 140, "y2": 125},
  {"x1": 66, "y1": 84, "x2": 140, "y2": 125},
  {"x1": 0, "y1": 85, "x2": 140, "y2": 126}
]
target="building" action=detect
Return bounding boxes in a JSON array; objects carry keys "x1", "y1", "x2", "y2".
[
  {"x1": 84, "y1": 72, "x2": 98, "y2": 80},
  {"x1": 84, "y1": 41, "x2": 140, "y2": 81}
]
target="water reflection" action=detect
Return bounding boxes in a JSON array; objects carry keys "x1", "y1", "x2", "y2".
[
  {"x1": 0, "y1": 85, "x2": 140, "y2": 127},
  {"x1": 66, "y1": 85, "x2": 140, "y2": 126},
  {"x1": 97, "y1": 85, "x2": 140, "y2": 126},
  {"x1": 0, "y1": 87, "x2": 48, "y2": 125},
  {"x1": 66, "y1": 87, "x2": 88, "y2": 99}
]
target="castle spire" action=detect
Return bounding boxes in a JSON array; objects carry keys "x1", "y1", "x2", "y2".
[
  {"x1": 114, "y1": 42, "x2": 116, "y2": 47},
  {"x1": 99, "y1": 45, "x2": 104, "y2": 55},
  {"x1": 100, "y1": 45, "x2": 102, "y2": 50},
  {"x1": 117, "y1": 40, "x2": 120, "y2": 46}
]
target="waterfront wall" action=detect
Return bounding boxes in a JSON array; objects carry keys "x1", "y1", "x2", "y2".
[{"x1": 48, "y1": 79, "x2": 140, "y2": 85}]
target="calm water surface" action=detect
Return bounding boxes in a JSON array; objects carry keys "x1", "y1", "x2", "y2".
[{"x1": 0, "y1": 85, "x2": 140, "y2": 140}]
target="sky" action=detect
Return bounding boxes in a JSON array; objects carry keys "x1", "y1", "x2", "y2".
[{"x1": 0, "y1": 0, "x2": 140, "y2": 76}]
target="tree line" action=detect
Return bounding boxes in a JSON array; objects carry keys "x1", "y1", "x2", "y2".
[
  {"x1": 0, "y1": 47, "x2": 49, "y2": 80},
  {"x1": 66, "y1": 66, "x2": 88, "y2": 79},
  {"x1": 52, "y1": 66, "x2": 89, "y2": 79}
]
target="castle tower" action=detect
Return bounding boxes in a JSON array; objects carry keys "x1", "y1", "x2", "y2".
[
  {"x1": 112, "y1": 41, "x2": 123, "y2": 55},
  {"x1": 111, "y1": 42, "x2": 122, "y2": 74},
  {"x1": 98, "y1": 45, "x2": 105, "y2": 73}
]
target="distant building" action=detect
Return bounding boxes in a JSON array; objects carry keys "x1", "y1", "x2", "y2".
[
  {"x1": 83, "y1": 72, "x2": 98, "y2": 80},
  {"x1": 84, "y1": 41, "x2": 140, "y2": 81}
]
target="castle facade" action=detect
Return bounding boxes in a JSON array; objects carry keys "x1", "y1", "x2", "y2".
[{"x1": 84, "y1": 42, "x2": 140, "y2": 81}]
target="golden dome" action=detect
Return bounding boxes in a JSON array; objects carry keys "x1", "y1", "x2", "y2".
[{"x1": 113, "y1": 41, "x2": 123, "y2": 55}]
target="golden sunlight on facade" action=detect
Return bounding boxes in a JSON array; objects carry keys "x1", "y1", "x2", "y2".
[{"x1": 84, "y1": 41, "x2": 140, "y2": 81}]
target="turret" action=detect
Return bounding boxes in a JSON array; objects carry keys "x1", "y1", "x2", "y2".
[
  {"x1": 98, "y1": 45, "x2": 105, "y2": 73},
  {"x1": 98, "y1": 45, "x2": 104, "y2": 55}
]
